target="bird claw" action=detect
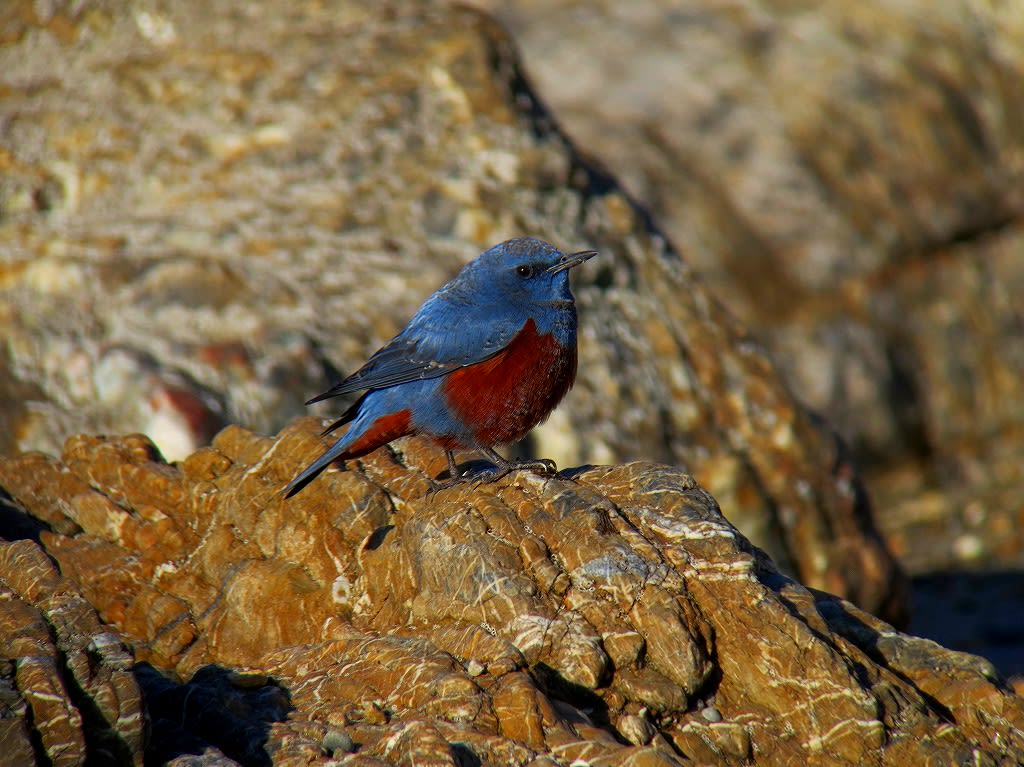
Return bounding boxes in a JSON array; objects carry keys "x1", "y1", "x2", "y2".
[
  {"x1": 429, "y1": 467, "x2": 502, "y2": 492},
  {"x1": 516, "y1": 458, "x2": 558, "y2": 475},
  {"x1": 427, "y1": 457, "x2": 559, "y2": 495},
  {"x1": 428, "y1": 472, "x2": 473, "y2": 493},
  {"x1": 470, "y1": 458, "x2": 559, "y2": 487}
]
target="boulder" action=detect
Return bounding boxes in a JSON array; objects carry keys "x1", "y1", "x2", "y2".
[{"x1": 0, "y1": 429, "x2": 1020, "y2": 765}]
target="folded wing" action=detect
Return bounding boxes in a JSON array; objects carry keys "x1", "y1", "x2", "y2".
[{"x1": 307, "y1": 298, "x2": 524, "y2": 405}]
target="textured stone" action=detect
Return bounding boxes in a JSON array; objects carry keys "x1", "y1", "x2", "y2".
[
  {"x1": 477, "y1": 0, "x2": 1024, "y2": 575},
  {"x1": 0, "y1": 0, "x2": 903, "y2": 619},
  {"x1": 0, "y1": 538, "x2": 144, "y2": 766},
  {"x1": 1, "y1": 429, "x2": 1022, "y2": 765}
]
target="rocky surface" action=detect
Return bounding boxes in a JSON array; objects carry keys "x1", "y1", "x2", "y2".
[
  {"x1": 475, "y1": 0, "x2": 1024, "y2": 575},
  {"x1": 1, "y1": 428, "x2": 1022, "y2": 766},
  {"x1": 0, "y1": 0, "x2": 904, "y2": 620},
  {"x1": 0, "y1": 536, "x2": 144, "y2": 766}
]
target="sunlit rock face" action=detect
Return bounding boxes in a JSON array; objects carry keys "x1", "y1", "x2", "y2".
[{"x1": 1, "y1": 426, "x2": 1021, "y2": 765}]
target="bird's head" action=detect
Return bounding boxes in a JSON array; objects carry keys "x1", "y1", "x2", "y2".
[{"x1": 468, "y1": 237, "x2": 597, "y2": 307}]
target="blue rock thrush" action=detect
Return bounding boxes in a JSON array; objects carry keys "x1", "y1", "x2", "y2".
[{"x1": 285, "y1": 237, "x2": 596, "y2": 497}]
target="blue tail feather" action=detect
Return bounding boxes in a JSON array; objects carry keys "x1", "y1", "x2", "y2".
[{"x1": 284, "y1": 437, "x2": 351, "y2": 498}]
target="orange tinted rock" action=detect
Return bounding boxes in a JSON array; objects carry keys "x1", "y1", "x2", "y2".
[
  {"x1": 0, "y1": 539, "x2": 143, "y2": 766},
  {"x1": 1, "y1": 429, "x2": 1021, "y2": 764}
]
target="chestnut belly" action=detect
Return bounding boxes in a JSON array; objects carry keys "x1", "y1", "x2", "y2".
[{"x1": 441, "y1": 318, "x2": 577, "y2": 447}]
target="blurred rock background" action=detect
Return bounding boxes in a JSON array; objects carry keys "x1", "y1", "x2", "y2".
[
  {"x1": 474, "y1": 0, "x2": 1024, "y2": 674},
  {"x1": 0, "y1": 0, "x2": 1021, "y2": 686}
]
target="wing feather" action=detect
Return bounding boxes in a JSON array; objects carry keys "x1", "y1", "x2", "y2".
[{"x1": 307, "y1": 294, "x2": 524, "y2": 405}]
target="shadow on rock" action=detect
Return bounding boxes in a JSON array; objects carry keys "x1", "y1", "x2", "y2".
[
  {"x1": 0, "y1": 489, "x2": 55, "y2": 544},
  {"x1": 136, "y1": 663, "x2": 291, "y2": 767}
]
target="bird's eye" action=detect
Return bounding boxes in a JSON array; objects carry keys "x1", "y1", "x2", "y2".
[{"x1": 516, "y1": 264, "x2": 534, "y2": 278}]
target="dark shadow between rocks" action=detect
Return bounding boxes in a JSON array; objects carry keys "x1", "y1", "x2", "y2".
[
  {"x1": 813, "y1": 569, "x2": 1024, "y2": 683},
  {"x1": 364, "y1": 524, "x2": 395, "y2": 551},
  {"x1": 910, "y1": 569, "x2": 1024, "y2": 679},
  {"x1": 0, "y1": 490, "x2": 51, "y2": 544},
  {"x1": 136, "y1": 663, "x2": 291, "y2": 767},
  {"x1": 58, "y1": 648, "x2": 140, "y2": 766},
  {"x1": 530, "y1": 662, "x2": 615, "y2": 736},
  {"x1": 450, "y1": 741, "x2": 484, "y2": 767}
]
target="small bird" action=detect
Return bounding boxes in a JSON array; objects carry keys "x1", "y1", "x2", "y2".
[{"x1": 285, "y1": 237, "x2": 596, "y2": 498}]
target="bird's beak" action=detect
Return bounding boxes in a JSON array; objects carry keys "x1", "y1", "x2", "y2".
[{"x1": 547, "y1": 249, "x2": 598, "y2": 274}]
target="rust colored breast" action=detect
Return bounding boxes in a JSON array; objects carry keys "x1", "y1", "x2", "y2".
[{"x1": 442, "y1": 319, "x2": 576, "y2": 447}]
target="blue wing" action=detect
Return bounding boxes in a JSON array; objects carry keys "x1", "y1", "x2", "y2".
[{"x1": 307, "y1": 290, "x2": 525, "y2": 405}]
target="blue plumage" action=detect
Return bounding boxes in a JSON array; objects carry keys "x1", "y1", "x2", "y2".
[{"x1": 286, "y1": 237, "x2": 595, "y2": 497}]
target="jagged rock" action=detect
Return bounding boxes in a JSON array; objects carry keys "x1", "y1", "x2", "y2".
[
  {"x1": 0, "y1": 536, "x2": 144, "y2": 766},
  {"x1": 478, "y1": 0, "x2": 1024, "y2": 574},
  {"x1": 0, "y1": 0, "x2": 904, "y2": 618},
  {"x1": 1, "y1": 429, "x2": 1021, "y2": 765}
]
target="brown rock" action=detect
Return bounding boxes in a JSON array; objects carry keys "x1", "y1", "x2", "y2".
[
  {"x1": 1, "y1": 429, "x2": 1021, "y2": 765},
  {"x1": 0, "y1": 538, "x2": 144, "y2": 766},
  {"x1": 0, "y1": 0, "x2": 903, "y2": 619}
]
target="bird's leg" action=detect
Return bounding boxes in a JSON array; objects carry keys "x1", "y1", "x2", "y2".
[
  {"x1": 427, "y1": 449, "x2": 470, "y2": 492},
  {"x1": 480, "y1": 447, "x2": 557, "y2": 479},
  {"x1": 445, "y1": 449, "x2": 461, "y2": 479},
  {"x1": 429, "y1": 448, "x2": 558, "y2": 494}
]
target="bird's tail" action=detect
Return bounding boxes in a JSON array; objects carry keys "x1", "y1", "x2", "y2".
[
  {"x1": 283, "y1": 438, "x2": 352, "y2": 498},
  {"x1": 283, "y1": 405, "x2": 414, "y2": 499}
]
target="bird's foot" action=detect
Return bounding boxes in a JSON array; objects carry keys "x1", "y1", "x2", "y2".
[
  {"x1": 469, "y1": 460, "x2": 557, "y2": 488},
  {"x1": 428, "y1": 471, "x2": 474, "y2": 493},
  {"x1": 426, "y1": 449, "x2": 470, "y2": 494},
  {"x1": 427, "y1": 453, "x2": 558, "y2": 495},
  {"x1": 508, "y1": 458, "x2": 558, "y2": 476},
  {"x1": 476, "y1": 449, "x2": 558, "y2": 485}
]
